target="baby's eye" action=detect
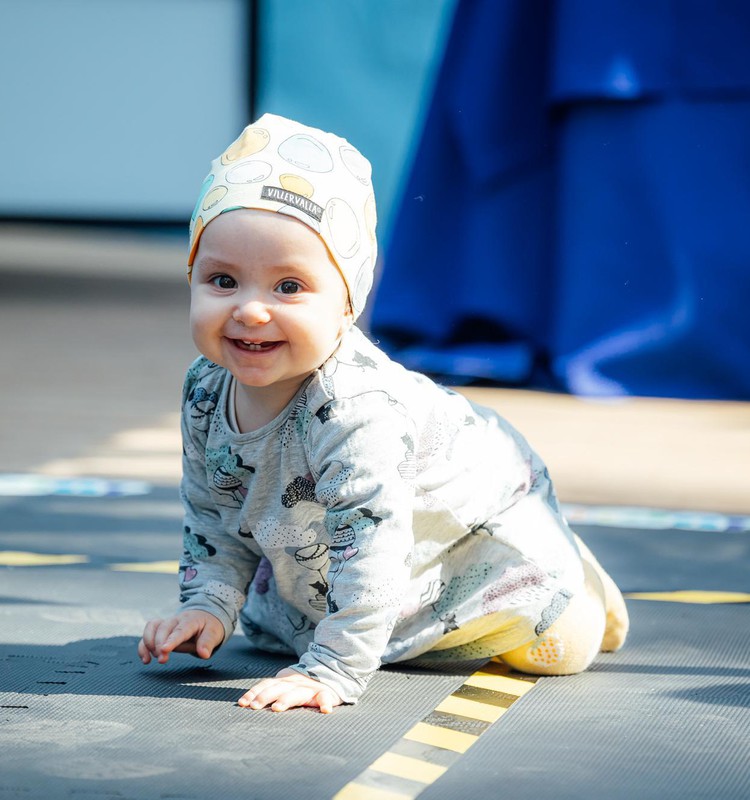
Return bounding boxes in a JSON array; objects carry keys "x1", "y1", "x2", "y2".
[
  {"x1": 211, "y1": 274, "x2": 236, "y2": 289},
  {"x1": 277, "y1": 280, "x2": 301, "y2": 294}
]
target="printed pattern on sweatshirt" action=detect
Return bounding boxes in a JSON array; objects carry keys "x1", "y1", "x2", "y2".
[{"x1": 177, "y1": 327, "x2": 584, "y2": 703}]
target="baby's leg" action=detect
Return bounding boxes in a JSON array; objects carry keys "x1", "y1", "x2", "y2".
[
  {"x1": 573, "y1": 534, "x2": 629, "y2": 652},
  {"x1": 499, "y1": 560, "x2": 607, "y2": 676}
]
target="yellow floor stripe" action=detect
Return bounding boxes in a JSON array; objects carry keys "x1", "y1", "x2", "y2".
[
  {"x1": 334, "y1": 783, "x2": 412, "y2": 800},
  {"x1": 110, "y1": 560, "x2": 180, "y2": 574},
  {"x1": 434, "y1": 694, "x2": 506, "y2": 724},
  {"x1": 464, "y1": 669, "x2": 535, "y2": 696},
  {"x1": 369, "y1": 752, "x2": 447, "y2": 784},
  {"x1": 0, "y1": 551, "x2": 89, "y2": 566},
  {"x1": 626, "y1": 590, "x2": 750, "y2": 604},
  {"x1": 333, "y1": 661, "x2": 538, "y2": 799},
  {"x1": 401, "y1": 721, "x2": 479, "y2": 755},
  {"x1": 0, "y1": 553, "x2": 182, "y2": 572}
]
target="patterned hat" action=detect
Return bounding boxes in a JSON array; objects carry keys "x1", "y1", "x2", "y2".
[{"x1": 188, "y1": 113, "x2": 377, "y2": 319}]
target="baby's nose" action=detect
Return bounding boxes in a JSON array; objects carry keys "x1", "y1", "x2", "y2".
[{"x1": 233, "y1": 298, "x2": 271, "y2": 326}]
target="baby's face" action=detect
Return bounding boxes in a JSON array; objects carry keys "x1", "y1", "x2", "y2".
[{"x1": 190, "y1": 209, "x2": 352, "y2": 403}]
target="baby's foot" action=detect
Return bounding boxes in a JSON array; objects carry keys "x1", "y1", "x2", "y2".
[
  {"x1": 585, "y1": 552, "x2": 629, "y2": 651},
  {"x1": 600, "y1": 573, "x2": 629, "y2": 651},
  {"x1": 574, "y1": 535, "x2": 629, "y2": 651}
]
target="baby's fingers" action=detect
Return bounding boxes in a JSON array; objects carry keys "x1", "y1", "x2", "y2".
[
  {"x1": 139, "y1": 619, "x2": 167, "y2": 663},
  {"x1": 237, "y1": 679, "x2": 306, "y2": 711},
  {"x1": 155, "y1": 618, "x2": 200, "y2": 662},
  {"x1": 238, "y1": 679, "x2": 338, "y2": 713},
  {"x1": 137, "y1": 637, "x2": 153, "y2": 664},
  {"x1": 237, "y1": 679, "x2": 280, "y2": 710},
  {"x1": 313, "y1": 688, "x2": 337, "y2": 715},
  {"x1": 269, "y1": 685, "x2": 320, "y2": 713}
]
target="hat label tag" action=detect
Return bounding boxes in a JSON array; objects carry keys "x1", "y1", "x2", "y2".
[{"x1": 261, "y1": 186, "x2": 324, "y2": 222}]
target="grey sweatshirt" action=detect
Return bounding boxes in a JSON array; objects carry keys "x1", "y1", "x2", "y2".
[{"x1": 178, "y1": 326, "x2": 584, "y2": 703}]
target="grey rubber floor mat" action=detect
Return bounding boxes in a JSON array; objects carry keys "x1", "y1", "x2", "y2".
[
  {"x1": 420, "y1": 600, "x2": 750, "y2": 800},
  {"x1": 1, "y1": 489, "x2": 749, "y2": 799},
  {"x1": 0, "y1": 636, "x2": 486, "y2": 800}
]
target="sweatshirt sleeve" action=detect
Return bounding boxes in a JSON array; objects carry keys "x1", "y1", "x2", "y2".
[
  {"x1": 176, "y1": 362, "x2": 260, "y2": 643},
  {"x1": 290, "y1": 393, "x2": 417, "y2": 703}
]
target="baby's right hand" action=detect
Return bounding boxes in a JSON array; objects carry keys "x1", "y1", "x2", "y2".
[{"x1": 138, "y1": 610, "x2": 224, "y2": 665}]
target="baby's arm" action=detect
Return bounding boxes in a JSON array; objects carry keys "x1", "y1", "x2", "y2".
[
  {"x1": 231, "y1": 397, "x2": 413, "y2": 713},
  {"x1": 282, "y1": 396, "x2": 415, "y2": 707},
  {"x1": 139, "y1": 361, "x2": 259, "y2": 663},
  {"x1": 138, "y1": 609, "x2": 224, "y2": 665}
]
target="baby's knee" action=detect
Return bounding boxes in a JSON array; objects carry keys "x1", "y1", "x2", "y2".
[{"x1": 500, "y1": 564, "x2": 607, "y2": 676}]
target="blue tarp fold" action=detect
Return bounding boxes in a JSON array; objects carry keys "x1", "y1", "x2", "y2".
[{"x1": 371, "y1": 0, "x2": 750, "y2": 399}]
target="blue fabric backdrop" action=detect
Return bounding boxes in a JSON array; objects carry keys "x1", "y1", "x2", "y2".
[{"x1": 370, "y1": 0, "x2": 750, "y2": 399}]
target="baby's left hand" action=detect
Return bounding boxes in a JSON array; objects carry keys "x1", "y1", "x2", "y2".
[{"x1": 238, "y1": 668, "x2": 343, "y2": 713}]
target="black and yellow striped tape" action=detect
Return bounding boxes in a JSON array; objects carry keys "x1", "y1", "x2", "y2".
[{"x1": 333, "y1": 660, "x2": 538, "y2": 800}]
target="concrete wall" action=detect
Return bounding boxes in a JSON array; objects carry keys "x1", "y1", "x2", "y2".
[
  {"x1": 0, "y1": 0, "x2": 248, "y2": 219},
  {"x1": 0, "y1": 0, "x2": 455, "y2": 241}
]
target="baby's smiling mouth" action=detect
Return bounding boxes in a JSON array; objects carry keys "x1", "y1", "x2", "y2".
[{"x1": 232, "y1": 339, "x2": 281, "y2": 352}]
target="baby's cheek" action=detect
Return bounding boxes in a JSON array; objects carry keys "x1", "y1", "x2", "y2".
[{"x1": 189, "y1": 304, "x2": 217, "y2": 350}]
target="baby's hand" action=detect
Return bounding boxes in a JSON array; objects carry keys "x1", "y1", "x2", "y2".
[
  {"x1": 138, "y1": 610, "x2": 224, "y2": 665},
  {"x1": 238, "y1": 668, "x2": 343, "y2": 714}
]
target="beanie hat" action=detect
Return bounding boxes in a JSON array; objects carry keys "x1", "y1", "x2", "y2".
[{"x1": 188, "y1": 113, "x2": 377, "y2": 319}]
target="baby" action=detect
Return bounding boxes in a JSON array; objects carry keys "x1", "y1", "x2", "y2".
[{"x1": 138, "y1": 113, "x2": 628, "y2": 713}]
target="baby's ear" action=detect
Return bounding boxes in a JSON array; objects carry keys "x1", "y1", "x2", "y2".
[{"x1": 341, "y1": 302, "x2": 355, "y2": 332}]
